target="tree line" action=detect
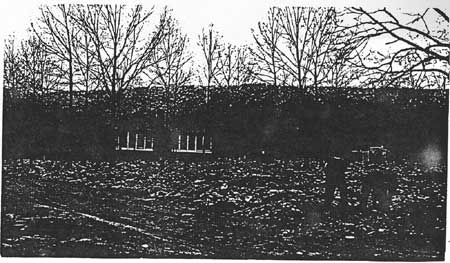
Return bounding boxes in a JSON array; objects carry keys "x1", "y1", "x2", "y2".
[
  {"x1": 4, "y1": 5, "x2": 449, "y2": 104},
  {"x1": 2, "y1": 5, "x2": 449, "y2": 159}
]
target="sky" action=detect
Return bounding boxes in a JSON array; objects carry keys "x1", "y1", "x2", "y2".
[{"x1": 1, "y1": 0, "x2": 449, "y2": 46}]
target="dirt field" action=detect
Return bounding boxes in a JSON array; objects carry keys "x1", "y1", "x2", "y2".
[{"x1": 1, "y1": 158, "x2": 446, "y2": 259}]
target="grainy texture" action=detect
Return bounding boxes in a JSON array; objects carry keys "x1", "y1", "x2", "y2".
[
  {"x1": 2, "y1": 4, "x2": 448, "y2": 261},
  {"x1": 1, "y1": 159, "x2": 446, "y2": 259}
]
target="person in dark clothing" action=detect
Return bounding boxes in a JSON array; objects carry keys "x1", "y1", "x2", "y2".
[{"x1": 324, "y1": 155, "x2": 349, "y2": 208}]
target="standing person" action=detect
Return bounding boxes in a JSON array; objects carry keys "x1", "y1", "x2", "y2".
[{"x1": 324, "y1": 152, "x2": 349, "y2": 208}]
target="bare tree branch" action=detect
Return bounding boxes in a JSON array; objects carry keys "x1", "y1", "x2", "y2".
[{"x1": 348, "y1": 7, "x2": 449, "y2": 88}]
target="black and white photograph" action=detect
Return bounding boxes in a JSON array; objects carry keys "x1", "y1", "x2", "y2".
[{"x1": 0, "y1": 0, "x2": 449, "y2": 261}]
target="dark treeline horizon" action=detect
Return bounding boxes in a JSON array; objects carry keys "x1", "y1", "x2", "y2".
[{"x1": 3, "y1": 83, "x2": 448, "y2": 161}]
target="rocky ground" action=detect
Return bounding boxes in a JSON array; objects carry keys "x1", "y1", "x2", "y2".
[{"x1": 1, "y1": 158, "x2": 446, "y2": 259}]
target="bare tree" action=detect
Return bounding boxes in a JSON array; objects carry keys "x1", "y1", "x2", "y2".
[
  {"x1": 19, "y1": 36, "x2": 62, "y2": 98},
  {"x1": 252, "y1": 7, "x2": 363, "y2": 93},
  {"x1": 276, "y1": 7, "x2": 314, "y2": 90},
  {"x1": 216, "y1": 44, "x2": 256, "y2": 87},
  {"x1": 148, "y1": 9, "x2": 193, "y2": 124},
  {"x1": 348, "y1": 7, "x2": 449, "y2": 88},
  {"x1": 303, "y1": 8, "x2": 340, "y2": 92},
  {"x1": 3, "y1": 36, "x2": 22, "y2": 94},
  {"x1": 251, "y1": 7, "x2": 284, "y2": 86},
  {"x1": 72, "y1": 4, "x2": 167, "y2": 118},
  {"x1": 151, "y1": 10, "x2": 192, "y2": 92},
  {"x1": 198, "y1": 24, "x2": 223, "y2": 102},
  {"x1": 326, "y1": 28, "x2": 368, "y2": 89},
  {"x1": 71, "y1": 28, "x2": 100, "y2": 106},
  {"x1": 278, "y1": 7, "x2": 358, "y2": 92},
  {"x1": 32, "y1": 4, "x2": 80, "y2": 106},
  {"x1": 4, "y1": 33, "x2": 64, "y2": 108},
  {"x1": 317, "y1": 11, "x2": 370, "y2": 90}
]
